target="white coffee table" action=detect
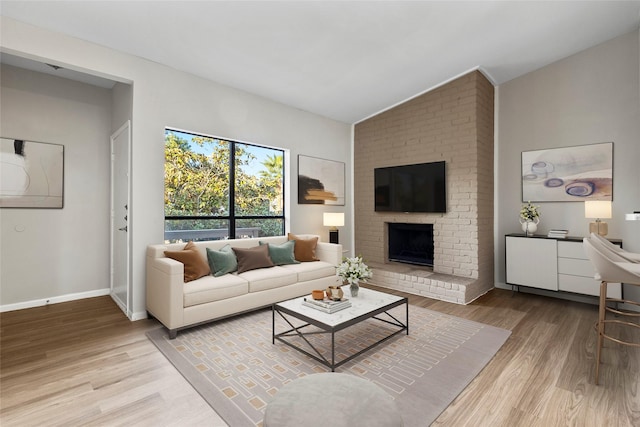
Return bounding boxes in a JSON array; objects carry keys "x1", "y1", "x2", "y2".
[{"x1": 272, "y1": 287, "x2": 408, "y2": 371}]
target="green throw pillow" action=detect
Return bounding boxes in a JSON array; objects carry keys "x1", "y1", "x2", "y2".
[
  {"x1": 260, "y1": 240, "x2": 299, "y2": 266},
  {"x1": 206, "y1": 245, "x2": 238, "y2": 277}
]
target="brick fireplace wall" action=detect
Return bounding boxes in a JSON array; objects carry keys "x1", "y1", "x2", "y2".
[{"x1": 354, "y1": 71, "x2": 495, "y2": 304}]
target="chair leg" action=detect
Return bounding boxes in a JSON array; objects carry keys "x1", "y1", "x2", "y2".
[{"x1": 595, "y1": 280, "x2": 607, "y2": 385}]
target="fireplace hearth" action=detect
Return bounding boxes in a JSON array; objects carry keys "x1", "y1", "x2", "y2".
[{"x1": 388, "y1": 223, "x2": 434, "y2": 267}]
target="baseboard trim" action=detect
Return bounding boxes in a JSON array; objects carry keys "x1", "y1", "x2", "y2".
[
  {"x1": 0, "y1": 288, "x2": 110, "y2": 313},
  {"x1": 131, "y1": 310, "x2": 148, "y2": 321},
  {"x1": 108, "y1": 294, "x2": 147, "y2": 321}
]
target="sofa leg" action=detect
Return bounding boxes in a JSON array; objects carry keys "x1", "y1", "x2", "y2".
[{"x1": 168, "y1": 329, "x2": 177, "y2": 339}]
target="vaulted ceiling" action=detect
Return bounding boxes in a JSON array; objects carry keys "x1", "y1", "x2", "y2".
[{"x1": 2, "y1": 1, "x2": 639, "y2": 123}]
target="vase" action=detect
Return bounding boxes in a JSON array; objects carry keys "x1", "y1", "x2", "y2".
[
  {"x1": 520, "y1": 217, "x2": 539, "y2": 236},
  {"x1": 349, "y1": 283, "x2": 359, "y2": 297}
]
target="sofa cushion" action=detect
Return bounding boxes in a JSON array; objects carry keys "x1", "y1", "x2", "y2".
[
  {"x1": 288, "y1": 233, "x2": 319, "y2": 262},
  {"x1": 233, "y1": 245, "x2": 275, "y2": 273},
  {"x1": 260, "y1": 240, "x2": 299, "y2": 266},
  {"x1": 183, "y1": 275, "x2": 249, "y2": 307},
  {"x1": 280, "y1": 261, "x2": 336, "y2": 282},
  {"x1": 164, "y1": 241, "x2": 210, "y2": 282},
  {"x1": 206, "y1": 245, "x2": 238, "y2": 277},
  {"x1": 239, "y1": 266, "x2": 298, "y2": 292}
]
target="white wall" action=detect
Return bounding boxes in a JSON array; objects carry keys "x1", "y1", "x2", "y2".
[
  {"x1": 496, "y1": 30, "x2": 640, "y2": 304},
  {"x1": 0, "y1": 17, "x2": 352, "y2": 315},
  {"x1": 111, "y1": 82, "x2": 132, "y2": 133},
  {"x1": 0, "y1": 64, "x2": 113, "y2": 308}
]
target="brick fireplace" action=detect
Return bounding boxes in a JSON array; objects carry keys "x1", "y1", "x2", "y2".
[{"x1": 353, "y1": 71, "x2": 494, "y2": 304}]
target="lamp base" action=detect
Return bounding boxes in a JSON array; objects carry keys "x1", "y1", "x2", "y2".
[
  {"x1": 329, "y1": 229, "x2": 339, "y2": 244},
  {"x1": 589, "y1": 221, "x2": 608, "y2": 236}
]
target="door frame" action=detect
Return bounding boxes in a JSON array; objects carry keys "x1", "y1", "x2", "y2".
[{"x1": 110, "y1": 120, "x2": 132, "y2": 318}]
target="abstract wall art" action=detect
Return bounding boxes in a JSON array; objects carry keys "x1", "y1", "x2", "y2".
[
  {"x1": 521, "y1": 142, "x2": 613, "y2": 202},
  {"x1": 298, "y1": 155, "x2": 345, "y2": 205},
  {"x1": 1, "y1": 138, "x2": 64, "y2": 208}
]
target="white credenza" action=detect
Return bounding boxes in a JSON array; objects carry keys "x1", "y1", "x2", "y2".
[{"x1": 505, "y1": 234, "x2": 622, "y2": 299}]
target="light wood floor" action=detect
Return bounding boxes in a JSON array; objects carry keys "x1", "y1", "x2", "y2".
[{"x1": 1, "y1": 287, "x2": 638, "y2": 426}]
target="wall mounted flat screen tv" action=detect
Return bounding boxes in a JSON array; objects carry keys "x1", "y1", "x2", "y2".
[{"x1": 374, "y1": 161, "x2": 446, "y2": 213}]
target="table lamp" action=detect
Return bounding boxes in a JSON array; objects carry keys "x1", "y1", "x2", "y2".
[
  {"x1": 585, "y1": 201, "x2": 612, "y2": 236},
  {"x1": 323, "y1": 212, "x2": 344, "y2": 244}
]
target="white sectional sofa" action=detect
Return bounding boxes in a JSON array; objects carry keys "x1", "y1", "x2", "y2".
[{"x1": 146, "y1": 235, "x2": 342, "y2": 338}]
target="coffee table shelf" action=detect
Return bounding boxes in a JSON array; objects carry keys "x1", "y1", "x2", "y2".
[{"x1": 272, "y1": 287, "x2": 408, "y2": 371}]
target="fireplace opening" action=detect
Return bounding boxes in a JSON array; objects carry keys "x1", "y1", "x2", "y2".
[{"x1": 388, "y1": 223, "x2": 434, "y2": 267}]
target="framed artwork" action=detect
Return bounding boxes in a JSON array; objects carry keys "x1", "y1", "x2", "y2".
[
  {"x1": 521, "y1": 142, "x2": 612, "y2": 202},
  {"x1": 1, "y1": 138, "x2": 64, "y2": 208},
  {"x1": 298, "y1": 155, "x2": 345, "y2": 205}
]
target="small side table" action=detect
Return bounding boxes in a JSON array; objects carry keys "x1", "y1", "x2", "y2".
[{"x1": 263, "y1": 373, "x2": 403, "y2": 427}]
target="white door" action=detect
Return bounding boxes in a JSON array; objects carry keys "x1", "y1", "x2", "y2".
[{"x1": 110, "y1": 121, "x2": 131, "y2": 318}]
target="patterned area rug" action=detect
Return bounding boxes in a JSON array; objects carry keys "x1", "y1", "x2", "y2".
[{"x1": 147, "y1": 304, "x2": 510, "y2": 427}]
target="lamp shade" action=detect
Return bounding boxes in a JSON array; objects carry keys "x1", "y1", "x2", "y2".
[
  {"x1": 585, "y1": 201, "x2": 612, "y2": 219},
  {"x1": 323, "y1": 212, "x2": 344, "y2": 227}
]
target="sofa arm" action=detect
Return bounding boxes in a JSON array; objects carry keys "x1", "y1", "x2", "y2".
[
  {"x1": 146, "y1": 255, "x2": 185, "y2": 330},
  {"x1": 316, "y1": 242, "x2": 343, "y2": 266}
]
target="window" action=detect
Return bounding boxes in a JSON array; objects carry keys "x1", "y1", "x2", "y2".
[{"x1": 164, "y1": 129, "x2": 285, "y2": 242}]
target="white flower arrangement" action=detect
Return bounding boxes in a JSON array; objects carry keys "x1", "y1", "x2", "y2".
[
  {"x1": 336, "y1": 256, "x2": 373, "y2": 285},
  {"x1": 520, "y1": 201, "x2": 541, "y2": 222}
]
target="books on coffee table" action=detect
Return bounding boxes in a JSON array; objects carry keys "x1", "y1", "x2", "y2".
[{"x1": 302, "y1": 296, "x2": 351, "y2": 314}]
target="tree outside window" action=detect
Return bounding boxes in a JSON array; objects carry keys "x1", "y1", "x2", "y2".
[{"x1": 164, "y1": 129, "x2": 284, "y2": 242}]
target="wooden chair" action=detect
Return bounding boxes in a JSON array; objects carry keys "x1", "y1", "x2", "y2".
[{"x1": 583, "y1": 236, "x2": 640, "y2": 385}]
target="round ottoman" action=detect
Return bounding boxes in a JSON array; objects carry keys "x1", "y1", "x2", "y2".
[{"x1": 263, "y1": 373, "x2": 403, "y2": 427}]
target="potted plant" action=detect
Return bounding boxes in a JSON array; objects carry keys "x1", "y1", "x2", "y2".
[
  {"x1": 519, "y1": 201, "x2": 541, "y2": 236},
  {"x1": 336, "y1": 256, "x2": 372, "y2": 297}
]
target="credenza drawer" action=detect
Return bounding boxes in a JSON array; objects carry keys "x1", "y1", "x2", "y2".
[
  {"x1": 558, "y1": 240, "x2": 587, "y2": 259},
  {"x1": 558, "y1": 257, "x2": 594, "y2": 277},
  {"x1": 558, "y1": 274, "x2": 621, "y2": 298}
]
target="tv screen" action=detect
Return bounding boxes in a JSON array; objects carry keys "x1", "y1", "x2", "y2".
[{"x1": 374, "y1": 161, "x2": 446, "y2": 213}]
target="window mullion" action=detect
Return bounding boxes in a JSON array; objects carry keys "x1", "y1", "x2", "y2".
[{"x1": 229, "y1": 142, "x2": 236, "y2": 238}]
